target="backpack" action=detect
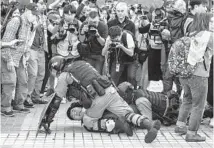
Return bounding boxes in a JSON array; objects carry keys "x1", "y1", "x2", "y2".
[
  {"x1": 167, "y1": 31, "x2": 210, "y2": 78},
  {"x1": 168, "y1": 36, "x2": 196, "y2": 78},
  {"x1": 167, "y1": 10, "x2": 190, "y2": 43}
]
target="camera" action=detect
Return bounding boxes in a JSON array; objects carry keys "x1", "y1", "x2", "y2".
[
  {"x1": 88, "y1": 25, "x2": 97, "y2": 35},
  {"x1": 67, "y1": 27, "x2": 76, "y2": 33},
  {"x1": 109, "y1": 42, "x2": 119, "y2": 48},
  {"x1": 88, "y1": 28, "x2": 97, "y2": 34},
  {"x1": 139, "y1": 15, "x2": 147, "y2": 20},
  {"x1": 150, "y1": 29, "x2": 159, "y2": 36},
  {"x1": 67, "y1": 24, "x2": 78, "y2": 33},
  {"x1": 159, "y1": 21, "x2": 168, "y2": 27}
]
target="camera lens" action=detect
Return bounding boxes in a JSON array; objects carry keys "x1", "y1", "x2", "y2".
[{"x1": 68, "y1": 28, "x2": 75, "y2": 33}]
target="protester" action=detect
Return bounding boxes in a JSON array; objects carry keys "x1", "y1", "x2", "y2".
[
  {"x1": 1, "y1": 3, "x2": 38, "y2": 116},
  {"x1": 174, "y1": 12, "x2": 213, "y2": 142},
  {"x1": 78, "y1": 10, "x2": 108, "y2": 74}
]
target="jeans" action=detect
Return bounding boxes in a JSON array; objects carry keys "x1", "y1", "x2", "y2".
[
  {"x1": 27, "y1": 49, "x2": 45, "y2": 100},
  {"x1": 1, "y1": 57, "x2": 27, "y2": 111},
  {"x1": 136, "y1": 58, "x2": 149, "y2": 89},
  {"x1": 110, "y1": 60, "x2": 138, "y2": 87},
  {"x1": 177, "y1": 75, "x2": 208, "y2": 132},
  {"x1": 84, "y1": 55, "x2": 104, "y2": 74},
  {"x1": 135, "y1": 97, "x2": 152, "y2": 120}
]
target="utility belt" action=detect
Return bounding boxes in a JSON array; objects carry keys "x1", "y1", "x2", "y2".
[
  {"x1": 86, "y1": 78, "x2": 110, "y2": 98},
  {"x1": 68, "y1": 74, "x2": 111, "y2": 108}
]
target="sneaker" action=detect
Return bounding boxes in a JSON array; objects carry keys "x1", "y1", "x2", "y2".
[
  {"x1": 32, "y1": 99, "x2": 48, "y2": 104},
  {"x1": 185, "y1": 134, "x2": 206, "y2": 142},
  {"x1": 24, "y1": 100, "x2": 34, "y2": 108},
  {"x1": 144, "y1": 128, "x2": 158, "y2": 143},
  {"x1": 45, "y1": 88, "x2": 54, "y2": 97},
  {"x1": 144, "y1": 120, "x2": 161, "y2": 143},
  {"x1": 1, "y1": 111, "x2": 15, "y2": 117},
  {"x1": 174, "y1": 126, "x2": 187, "y2": 135},
  {"x1": 13, "y1": 107, "x2": 30, "y2": 113}
]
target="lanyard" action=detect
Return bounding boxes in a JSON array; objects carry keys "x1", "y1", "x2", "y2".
[{"x1": 115, "y1": 48, "x2": 121, "y2": 64}]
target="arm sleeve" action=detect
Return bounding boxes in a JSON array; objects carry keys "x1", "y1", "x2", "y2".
[
  {"x1": 1, "y1": 17, "x2": 21, "y2": 63},
  {"x1": 126, "y1": 33, "x2": 135, "y2": 49},
  {"x1": 99, "y1": 23, "x2": 108, "y2": 39},
  {"x1": 54, "y1": 72, "x2": 73, "y2": 98},
  {"x1": 208, "y1": 33, "x2": 214, "y2": 55},
  {"x1": 75, "y1": 3, "x2": 85, "y2": 19}
]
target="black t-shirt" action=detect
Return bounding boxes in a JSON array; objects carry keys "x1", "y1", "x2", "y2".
[{"x1": 108, "y1": 17, "x2": 136, "y2": 36}]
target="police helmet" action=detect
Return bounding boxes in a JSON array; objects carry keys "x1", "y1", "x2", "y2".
[{"x1": 48, "y1": 56, "x2": 66, "y2": 72}]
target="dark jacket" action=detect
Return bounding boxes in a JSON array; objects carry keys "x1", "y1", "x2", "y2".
[{"x1": 108, "y1": 17, "x2": 136, "y2": 36}]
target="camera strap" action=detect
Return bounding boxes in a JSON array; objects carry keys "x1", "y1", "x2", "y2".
[{"x1": 115, "y1": 48, "x2": 121, "y2": 72}]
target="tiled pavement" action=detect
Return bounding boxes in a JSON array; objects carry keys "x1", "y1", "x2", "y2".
[{"x1": 1, "y1": 81, "x2": 213, "y2": 148}]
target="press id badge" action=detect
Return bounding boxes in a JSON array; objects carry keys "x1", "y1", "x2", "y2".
[{"x1": 116, "y1": 63, "x2": 120, "y2": 72}]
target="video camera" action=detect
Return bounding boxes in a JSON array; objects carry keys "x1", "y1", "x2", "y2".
[{"x1": 153, "y1": 17, "x2": 168, "y2": 29}]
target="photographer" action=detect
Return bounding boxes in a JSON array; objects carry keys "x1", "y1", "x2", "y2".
[
  {"x1": 78, "y1": 10, "x2": 108, "y2": 74},
  {"x1": 102, "y1": 26, "x2": 136, "y2": 87},
  {"x1": 136, "y1": 7, "x2": 166, "y2": 84},
  {"x1": 108, "y1": 2, "x2": 135, "y2": 36},
  {"x1": 50, "y1": 5, "x2": 81, "y2": 58},
  {"x1": 135, "y1": 13, "x2": 151, "y2": 89}
]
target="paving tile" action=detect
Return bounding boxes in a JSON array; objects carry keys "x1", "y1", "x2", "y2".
[{"x1": 1, "y1": 100, "x2": 213, "y2": 148}]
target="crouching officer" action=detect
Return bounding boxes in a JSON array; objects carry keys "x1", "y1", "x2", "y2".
[
  {"x1": 42, "y1": 56, "x2": 161, "y2": 143},
  {"x1": 41, "y1": 55, "x2": 112, "y2": 131}
]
